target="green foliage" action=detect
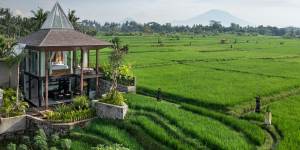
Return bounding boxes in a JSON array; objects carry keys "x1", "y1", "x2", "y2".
[
  {"x1": 6, "y1": 143, "x2": 16, "y2": 150},
  {"x1": 34, "y1": 129, "x2": 48, "y2": 150},
  {"x1": 101, "y1": 64, "x2": 135, "y2": 86},
  {"x1": 91, "y1": 144, "x2": 129, "y2": 150},
  {"x1": 49, "y1": 147, "x2": 58, "y2": 150},
  {"x1": 73, "y1": 96, "x2": 89, "y2": 110},
  {"x1": 50, "y1": 133, "x2": 60, "y2": 146},
  {"x1": 60, "y1": 139, "x2": 72, "y2": 150},
  {"x1": 46, "y1": 108, "x2": 95, "y2": 123},
  {"x1": 0, "y1": 88, "x2": 28, "y2": 117},
  {"x1": 101, "y1": 90, "x2": 126, "y2": 106},
  {"x1": 22, "y1": 136, "x2": 31, "y2": 146},
  {"x1": 0, "y1": 36, "x2": 16, "y2": 58},
  {"x1": 18, "y1": 144, "x2": 28, "y2": 150}
]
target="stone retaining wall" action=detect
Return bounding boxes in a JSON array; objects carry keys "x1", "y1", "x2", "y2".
[
  {"x1": 0, "y1": 115, "x2": 95, "y2": 141},
  {"x1": 0, "y1": 88, "x2": 3, "y2": 107},
  {"x1": 99, "y1": 79, "x2": 136, "y2": 95},
  {"x1": 0, "y1": 115, "x2": 27, "y2": 140}
]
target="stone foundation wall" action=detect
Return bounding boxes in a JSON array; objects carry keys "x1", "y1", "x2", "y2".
[
  {"x1": 99, "y1": 79, "x2": 136, "y2": 95},
  {"x1": 0, "y1": 115, "x2": 95, "y2": 141},
  {"x1": 0, "y1": 88, "x2": 3, "y2": 107},
  {"x1": 0, "y1": 115, "x2": 27, "y2": 140}
]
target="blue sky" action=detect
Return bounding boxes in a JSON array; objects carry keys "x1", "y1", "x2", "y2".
[{"x1": 1, "y1": 0, "x2": 300, "y2": 27}]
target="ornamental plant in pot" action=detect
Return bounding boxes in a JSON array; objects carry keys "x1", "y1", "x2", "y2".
[{"x1": 96, "y1": 37, "x2": 128, "y2": 119}]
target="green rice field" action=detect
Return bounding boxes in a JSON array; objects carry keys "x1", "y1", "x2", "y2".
[{"x1": 71, "y1": 34, "x2": 300, "y2": 149}]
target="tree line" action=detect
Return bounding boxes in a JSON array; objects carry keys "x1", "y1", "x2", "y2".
[{"x1": 1, "y1": 7, "x2": 300, "y2": 39}]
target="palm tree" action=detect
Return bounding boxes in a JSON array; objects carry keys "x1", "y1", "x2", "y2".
[
  {"x1": 68, "y1": 9, "x2": 80, "y2": 30},
  {"x1": 31, "y1": 8, "x2": 48, "y2": 30},
  {"x1": 6, "y1": 48, "x2": 27, "y2": 103}
]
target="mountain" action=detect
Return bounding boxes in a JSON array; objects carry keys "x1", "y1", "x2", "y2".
[{"x1": 175, "y1": 9, "x2": 252, "y2": 27}]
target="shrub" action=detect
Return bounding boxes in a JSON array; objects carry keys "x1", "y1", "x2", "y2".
[
  {"x1": 60, "y1": 139, "x2": 72, "y2": 150},
  {"x1": 50, "y1": 133, "x2": 60, "y2": 146},
  {"x1": 73, "y1": 96, "x2": 89, "y2": 110},
  {"x1": 91, "y1": 144, "x2": 129, "y2": 150},
  {"x1": 101, "y1": 90, "x2": 125, "y2": 106},
  {"x1": 50, "y1": 147, "x2": 58, "y2": 150},
  {"x1": 6, "y1": 143, "x2": 16, "y2": 150},
  {"x1": 46, "y1": 106, "x2": 95, "y2": 123},
  {"x1": 100, "y1": 64, "x2": 135, "y2": 86},
  {"x1": 18, "y1": 144, "x2": 28, "y2": 150},
  {"x1": 0, "y1": 88, "x2": 28, "y2": 117},
  {"x1": 22, "y1": 136, "x2": 31, "y2": 146},
  {"x1": 34, "y1": 129, "x2": 48, "y2": 150}
]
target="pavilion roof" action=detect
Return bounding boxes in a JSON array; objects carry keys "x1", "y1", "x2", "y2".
[{"x1": 18, "y1": 2, "x2": 111, "y2": 50}]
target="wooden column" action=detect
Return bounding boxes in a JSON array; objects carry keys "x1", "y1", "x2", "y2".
[
  {"x1": 87, "y1": 50, "x2": 90, "y2": 68},
  {"x1": 38, "y1": 79, "x2": 41, "y2": 107},
  {"x1": 73, "y1": 50, "x2": 77, "y2": 71},
  {"x1": 96, "y1": 49, "x2": 99, "y2": 97},
  {"x1": 44, "y1": 50, "x2": 49, "y2": 110},
  {"x1": 80, "y1": 48, "x2": 84, "y2": 95}
]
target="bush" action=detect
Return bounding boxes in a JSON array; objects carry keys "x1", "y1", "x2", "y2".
[
  {"x1": 101, "y1": 90, "x2": 126, "y2": 106},
  {"x1": 73, "y1": 96, "x2": 89, "y2": 110},
  {"x1": 22, "y1": 136, "x2": 31, "y2": 146},
  {"x1": 18, "y1": 144, "x2": 28, "y2": 150},
  {"x1": 50, "y1": 133, "x2": 60, "y2": 146},
  {"x1": 0, "y1": 88, "x2": 28, "y2": 117},
  {"x1": 60, "y1": 139, "x2": 72, "y2": 150},
  {"x1": 50, "y1": 147, "x2": 58, "y2": 150},
  {"x1": 46, "y1": 105, "x2": 95, "y2": 123},
  {"x1": 100, "y1": 64, "x2": 135, "y2": 86},
  {"x1": 91, "y1": 144, "x2": 129, "y2": 150},
  {"x1": 6, "y1": 143, "x2": 16, "y2": 150},
  {"x1": 34, "y1": 129, "x2": 48, "y2": 150}
]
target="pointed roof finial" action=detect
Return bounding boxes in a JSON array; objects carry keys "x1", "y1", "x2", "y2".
[{"x1": 41, "y1": 2, "x2": 74, "y2": 29}]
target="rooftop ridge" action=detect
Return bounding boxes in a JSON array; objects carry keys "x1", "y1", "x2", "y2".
[{"x1": 41, "y1": 2, "x2": 74, "y2": 30}]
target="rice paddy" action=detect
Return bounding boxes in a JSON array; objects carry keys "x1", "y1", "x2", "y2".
[{"x1": 71, "y1": 34, "x2": 300, "y2": 149}]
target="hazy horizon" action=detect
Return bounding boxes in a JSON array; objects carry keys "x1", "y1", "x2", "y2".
[{"x1": 1, "y1": 0, "x2": 300, "y2": 27}]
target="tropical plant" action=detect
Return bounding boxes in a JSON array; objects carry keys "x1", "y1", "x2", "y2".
[
  {"x1": 68, "y1": 9, "x2": 80, "y2": 30},
  {"x1": 60, "y1": 139, "x2": 72, "y2": 150},
  {"x1": 101, "y1": 90, "x2": 126, "y2": 106},
  {"x1": 31, "y1": 8, "x2": 48, "y2": 30},
  {"x1": 0, "y1": 36, "x2": 16, "y2": 58},
  {"x1": 18, "y1": 144, "x2": 28, "y2": 150},
  {"x1": 50, "y1": 133, "x2": 60, "y2": 146},
  {"x1": 73, "y1": 96, "x2": 89, "y2": 109},
  {"x1": 0, "y1": 88, "x2": 28, "y2": 117},
  {"x1": 33, "y1": 129, "x2": 48, "y2": 150},
  {"x1": 91, "y1": 144, "x2": 129, "y2": 150},
  {"x1": 100, "y1": 37, "x2": 128, "y2": 105},
  {"x1": 6, "y1": 143, "x2": 16, "y2": 150},
  {"x1": 46, "y1": 103, "x2": 95, "y2": 123}
]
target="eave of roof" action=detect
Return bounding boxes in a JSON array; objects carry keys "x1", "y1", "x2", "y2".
[{"x1": 18, "y1": 29, "x2": 112, "y2": 50}]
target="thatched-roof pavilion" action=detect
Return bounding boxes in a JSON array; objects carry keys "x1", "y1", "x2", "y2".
[{"x1": 18, "y1": 2, "x2": 111, "y2": 109}]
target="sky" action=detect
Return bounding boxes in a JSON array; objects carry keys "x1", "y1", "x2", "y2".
[{"x1": 1, "y1": 0, "x2": 300, "y2": 27}]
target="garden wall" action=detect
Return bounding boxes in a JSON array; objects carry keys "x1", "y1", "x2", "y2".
[
  {"x1": 99, "y1": 79, "x2": 136, "y2": 95},
  {"x1": 0, "y1": 88, "x2": 3, "y2": 107},
  {"x1": 0, "y1": 115, "x2": 95, "y2": 141},
  {"x1": 0, "y1": 115, "x2": 27, "y2": 140},
  {"x1": 0, "y1": 61, "x2": 18, "y2": 88}
]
